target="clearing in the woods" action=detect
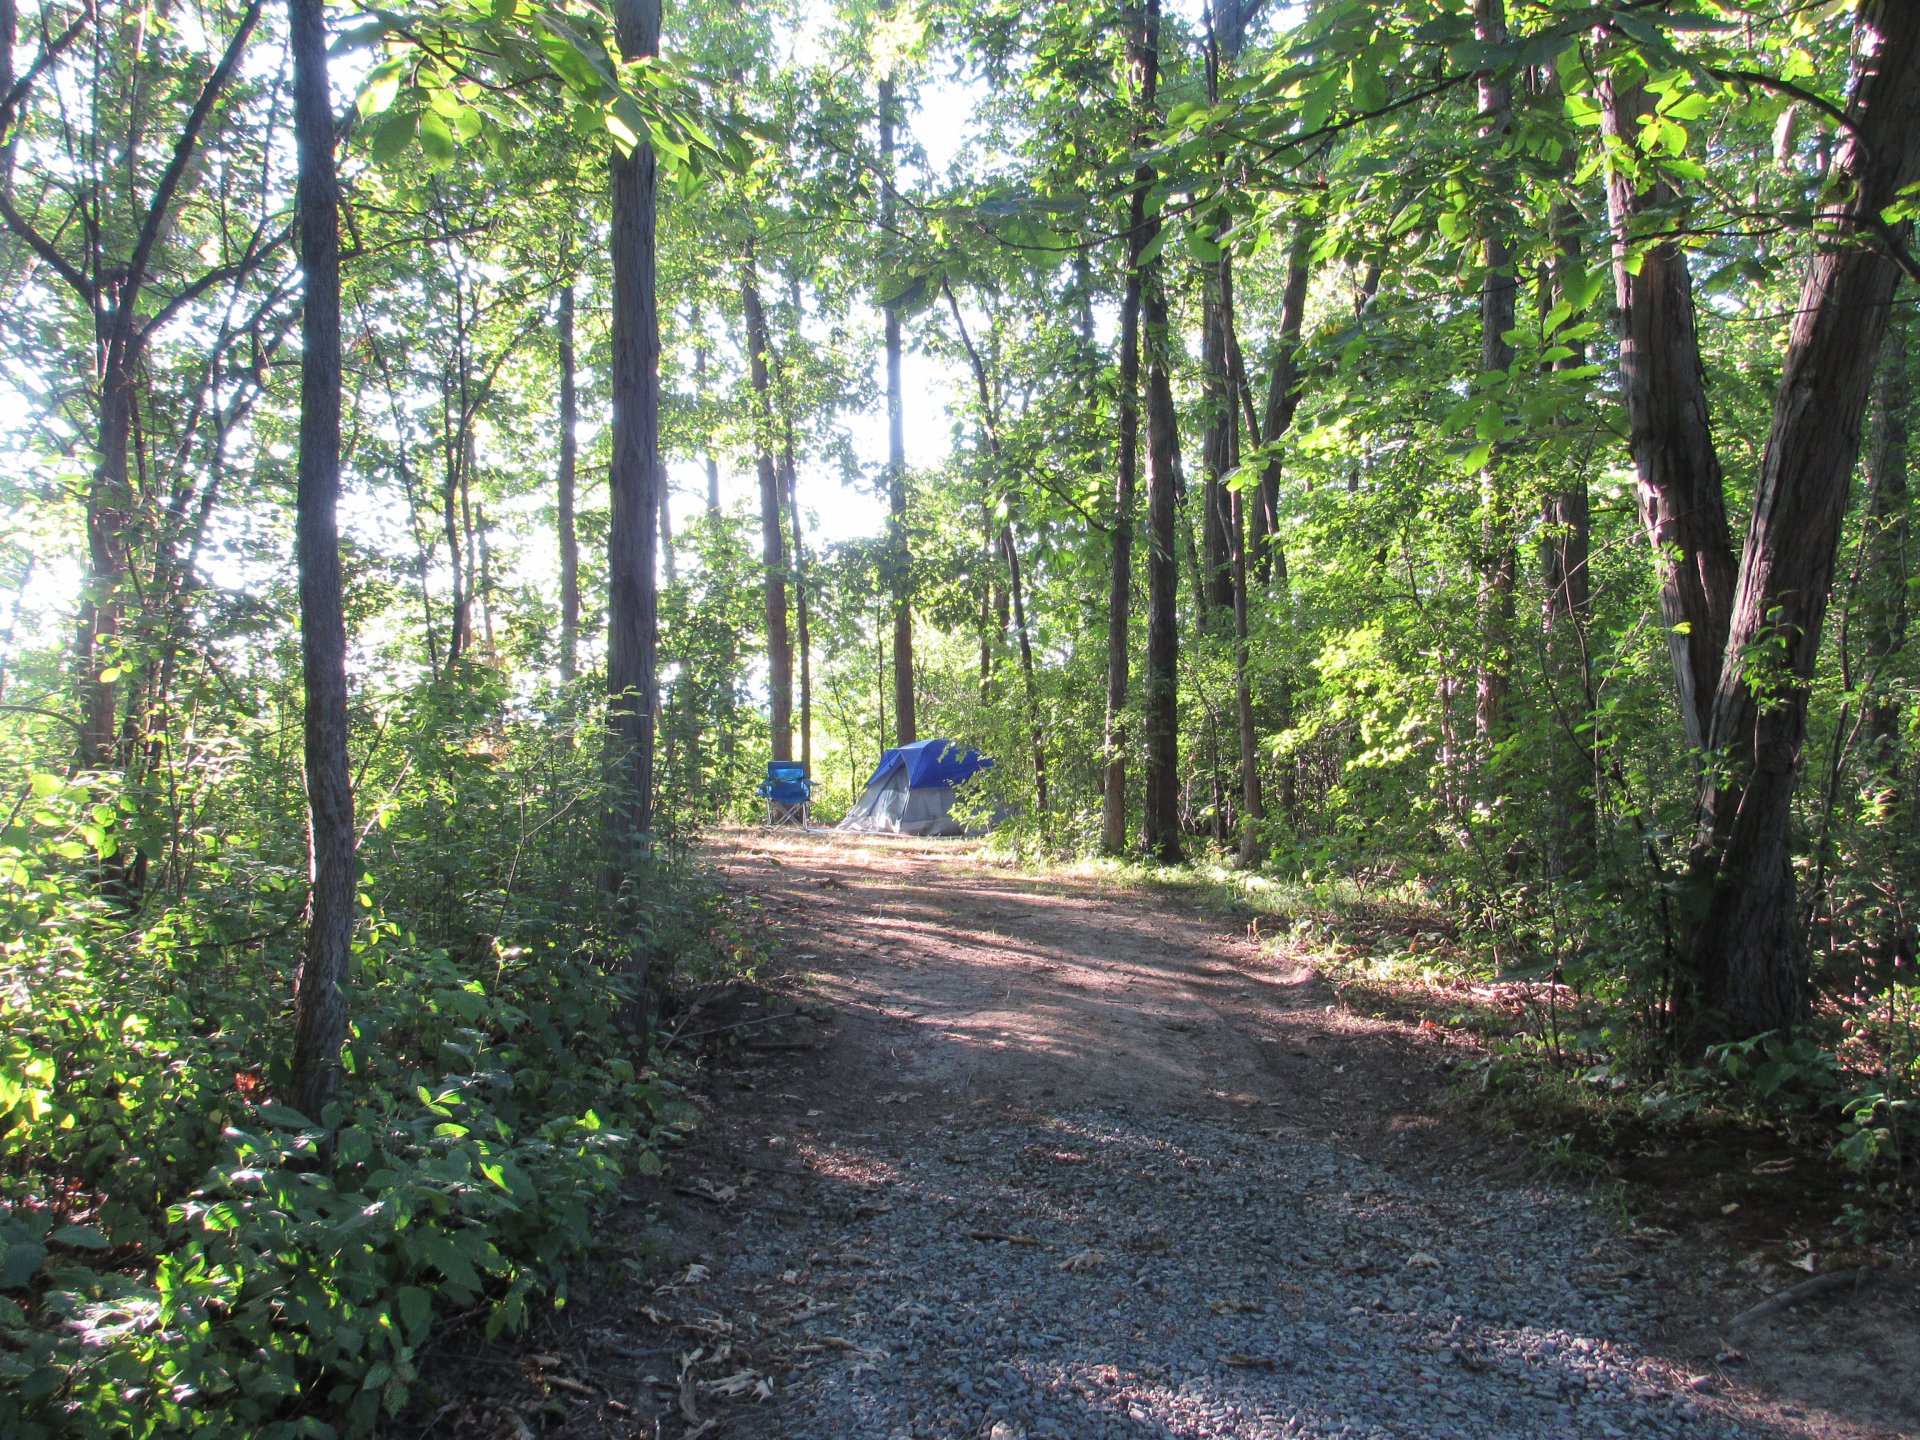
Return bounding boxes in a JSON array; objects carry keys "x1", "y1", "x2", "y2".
[{"x1": 437, "y1": 834, "x2": 1917, "y2": 1440}]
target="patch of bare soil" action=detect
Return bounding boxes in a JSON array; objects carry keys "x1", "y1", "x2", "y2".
[{"x1": 417, "y1": 831, "x2": 1917, "y2": 1440}]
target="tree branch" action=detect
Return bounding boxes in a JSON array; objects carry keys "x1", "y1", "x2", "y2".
[
  {"x1": 0, "y1": 181, "x2": 92, "y2": 297},
  {"x1": 123, "y1": 0, "x2": 264, "y2": 309},
  {"x1": 0, "y1": 2, "x2": 90, "y2": 147},
  {"x1": 138, "y1": 218, "x2": 291, "y2": 338}
]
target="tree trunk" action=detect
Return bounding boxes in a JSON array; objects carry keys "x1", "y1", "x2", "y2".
[
  {"x1": 1102, "y1": 1, "x2": 1161, "y2": 856},
  {"x1": 604, "y1": 0, "x2": 663, "y2": 898},
  {"x1": 880, "y1": 73, "x2": 916, "y2": 746},
  {"x1": 1001, "y1": 521, "x2": 1048, "y2": 814},
  {"x1": 1541, "y1": 195, "x2": 1600, "y2": 857},
  {"x1": 78, "y1": 361, "x2": 134, "y2": 773},
  {"x1": 943, "y1": 282, "x2": 1047, "y2": 814},
  {"x1": 978, "y1": 496, "x2": 997, "y2": 700},
  {"x1": 475, "y1": 499, "x2": 495, "y2": 653},
  {"x1": 1472, "y1": 0, "x2": 1517, "y2": 746},
  {"x1": 741, "y1": 249, "x2": 792, "y2": 761},
  {"x1": 1860, "y1": 306, "x2": 1910, "y2": 761},
  {"x1": 1232, "y1": 480, "x2": 1263, "y2": 865},
  {"x1": 1684, "y1": 0, "x2": 1920, "y2": 1048},
  {"x1": 1252, "y1": 223, "x2": 1313, "y2": 586},
  {"x1": 658, "y1": 471, "x2": 675, "y2": 584},
  {"x1": 1599, "y1": 61, "x2": 1738, "y2": 753},
  {"x1": 440, "y1": 368, "x2": 471, "y2": 672},
  {"x1": 287, "y1": 0, "x2": 354, "y2": 1124},
  {"x1": 694, "y1": 326, "x2": 720, "y2": 513},
  {"x1": 557, "y1": 282, "x2": 580, "y2": 685},
  {"x1": 1142, "y1": 259, "x2": 1184, "y2": 863},
  {"x1": 1199, "y1": 256, "x2": 1236, "y2": 617},
  {"x1": 784, "y1": 419, "x2": 812, "y2": 776}
]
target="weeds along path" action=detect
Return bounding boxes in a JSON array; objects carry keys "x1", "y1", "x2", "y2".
[{"x1": 574, "y1": 833, "x2": 1907, "y2": 1440}]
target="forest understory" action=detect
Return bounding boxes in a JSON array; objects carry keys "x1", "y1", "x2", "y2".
[
  {"x1": 6, "y1": 0, "x2": 1920, "y2": 1434},
  {"x1": 414, "y1": 833, "x2": 1919, "y2": 1440}
]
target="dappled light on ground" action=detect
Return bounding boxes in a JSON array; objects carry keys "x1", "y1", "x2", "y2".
[{"x1": 553, "y1": 832, "x2": 1914, "y2": 1440}]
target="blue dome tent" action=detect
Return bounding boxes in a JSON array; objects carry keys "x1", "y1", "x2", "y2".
[{"x1": 838, "y1": 739, "x2": 994, "y2": 836}]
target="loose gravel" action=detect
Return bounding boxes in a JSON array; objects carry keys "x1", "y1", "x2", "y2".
[{"x1": 690, "y1": 1104, "x2": 1756, "y2": 1440}]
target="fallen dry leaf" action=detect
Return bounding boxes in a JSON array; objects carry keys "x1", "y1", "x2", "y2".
[
  {"x1": 1058, "y1": 1248, "x2": 1109, "y2": 1273},
  {"x1": 703, "y1": 1369, "x2": 774, "y2": 1401}
]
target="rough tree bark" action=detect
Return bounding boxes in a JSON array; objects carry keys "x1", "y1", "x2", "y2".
[
  {"x1": 1599, "y1": 55, "x2": 1738, "y2": 754},
  {"x1": 287, "y1": 0, "x2": 354, "y2": 1124},
  {"x1": 604, "y1": 0, "x2": 663, "y2": 898},
  {"x1": 1683, "y1": 0, "x2": 1920, "y2": 1047},
  {"x1": 1199, "y1": 257, "x2": 1236, "y2": 617}
]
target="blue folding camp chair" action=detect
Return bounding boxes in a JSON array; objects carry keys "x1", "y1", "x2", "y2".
[{"x1": 758, "y1": 761, "x2": 813, "y2": 830}]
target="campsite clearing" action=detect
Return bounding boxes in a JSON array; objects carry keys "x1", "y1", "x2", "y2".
[{"x1": 470, "y1": 833, "x2": 1918, "y2": 1440}]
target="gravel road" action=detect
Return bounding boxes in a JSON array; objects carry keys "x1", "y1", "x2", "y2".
[{"x1": 596, "y1": 834, "x2": 1890, "y2": 1440}]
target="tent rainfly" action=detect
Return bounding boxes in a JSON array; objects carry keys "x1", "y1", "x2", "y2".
[{"x1": 839, "y1": 739, "x2": 993, "y2": 836}]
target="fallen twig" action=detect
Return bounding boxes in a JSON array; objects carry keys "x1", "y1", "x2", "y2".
[
  {"x1": 1727, "y1": 1267, "x2": 1880, "y2": 1328},
  {"x1": 671, "y1": 1007, "x2": 831, "y2": 1046},
  {"x1": 964, "y1": 1229, "x2": 1045, "y2": 1248}
]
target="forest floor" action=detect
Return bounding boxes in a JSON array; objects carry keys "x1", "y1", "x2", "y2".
[{"x1": 419, "y1": 831, "x2": 1919, "y2": 1440}]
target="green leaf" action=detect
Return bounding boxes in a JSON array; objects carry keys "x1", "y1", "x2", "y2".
[
  {"x1": 1186, "y1": 230, "x2": 1224, "y2": 264},
  {"x1": 359, "y1": 58, "x2": 406, "y2": 118},
  {"x1": 257, "y1": 1102, "x2": 318, "y2": 1130},
  {"x1": 51, "y1": 1224, "x2": 109, "y2": 1250},
  {"x1": 366, "y1": 107, "x2": 415, "y2": 168},
  {"x1": 395, "y1": 1284, "x2": 433, "y2": 1342},
  {"x1": 0, "y1": 1238, "x2": 47, "y2": 1290},
  {"x1": 418, "y1": 110, "x2": 456, "y2": 168}
]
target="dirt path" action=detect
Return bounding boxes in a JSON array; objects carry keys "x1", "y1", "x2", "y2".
[{"x1": 532, "y1": 833, "x2": 1914, "y2": 1440}]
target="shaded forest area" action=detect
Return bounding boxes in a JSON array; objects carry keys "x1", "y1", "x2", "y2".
[{"x1": 0, "y1": 0, "x2": 1916, "y2": 1433}]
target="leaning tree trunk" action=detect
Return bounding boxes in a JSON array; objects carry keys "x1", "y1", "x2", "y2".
[
  {"x1": 1599, "y1": 62, "x2": 1738, "y2": 754},
  {"x1": 741, "y1": 249, "x2": 792, "y2": 761},
  {"x1": 1684, "y1": 0, "x2": 1920, "y2": 1048},
  {"x1": 604, "y1": 0, "x2": 664, "y2": 903},
  {"x1": 287, "y1": 0, "x2": 354, "y2": 1124}
]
